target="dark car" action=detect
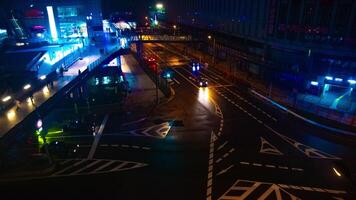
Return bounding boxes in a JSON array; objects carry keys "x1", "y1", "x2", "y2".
[{"x1": 197, "y1": 77, "x2": 208, "y2": 87}]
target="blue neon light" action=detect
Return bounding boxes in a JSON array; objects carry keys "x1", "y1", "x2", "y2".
[
  {"x1": 348, "y1": 79, "x2": 356, "y2": 85},
  {"x1": 335, "y1": 78, "x2": 343, "y2": 82},
  {"x1": 192, "y1": 66, "x2": 196, "y2": 71},
  {"x1": 325, "y1": 76, "x2": 333, "y2": 81},
  {"x1": 46, "y1": 6, "x2": 58, "y2": 41},
  {"x1": 310, "y1": 81, "x2": 319, "y2": 86}
]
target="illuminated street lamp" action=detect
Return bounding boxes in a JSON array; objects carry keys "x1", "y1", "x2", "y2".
[
  {"x1": 156, "y1": 3, "x2": 164, "y2": 9},
  {"x1": 208, "y1": 35, "x2": 216, "y2": 64},
  {"x1": 39, "y1": 75, "x2": 46, "y2": 80},
  {"x1": 173, "y1": 25, "x2": 177, "y2": 35},
  {"x1": 23, "y1": 84, "x2": 31, "y2": 90},
  {"x1": 2, "y1": 96, "x2": 12, "y2": 102}
]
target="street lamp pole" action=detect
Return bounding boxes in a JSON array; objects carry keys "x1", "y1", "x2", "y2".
[
  {"x1": 173, "y1": 25, "x2": 177, "y2": 36},
  {"x1": 208, "y1": 35, "x2": 216, "y2": 65},
  {"x1": 156, "y1": 69, "x2": 159, "y2": 105}
]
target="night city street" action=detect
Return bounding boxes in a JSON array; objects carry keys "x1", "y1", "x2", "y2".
[{"x1": 0, "y1": 0, "x2": 356, "y2": 200}]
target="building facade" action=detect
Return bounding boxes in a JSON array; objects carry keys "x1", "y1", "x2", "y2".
[
  {"x1": 5, "y1": 0, "x2": 102, "y2": 43},
  {"x1": 167, "y1": 0, "x2": 356, "y2": 90}
]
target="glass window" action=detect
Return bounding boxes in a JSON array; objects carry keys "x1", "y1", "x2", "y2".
[{"x1": 57, "y1": 6, "x2": 78, "y2": 18}]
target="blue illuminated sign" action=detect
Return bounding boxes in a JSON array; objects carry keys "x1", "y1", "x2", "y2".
[{"x1": 46, "y1": 6, "x2": 58, "y2": 41}]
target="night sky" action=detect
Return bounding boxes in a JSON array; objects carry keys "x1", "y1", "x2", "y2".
[{"x1": 101, "y1": 0, "x2": 155, "y2": 19}]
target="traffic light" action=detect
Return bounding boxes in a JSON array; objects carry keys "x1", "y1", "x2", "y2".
[
  {"x1": 161, "y1": 68, "x2": 173, "y2": 79},
  {"x1": 36, "y1": 119, "x2": 43, "y2": 136}
]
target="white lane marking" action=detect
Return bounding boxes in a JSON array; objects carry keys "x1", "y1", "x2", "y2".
[
  {"x1": 52, "y1": 160, "x2": 87, "y2": 176},
  {"x1": 240, "y1": 161, "x2": 250, "y2": 165},
  {"x1": 173, "y1": 78, "x2": 181, "y2": 85},
  {"x1": 217, "y1": 165, "x2": 234, "y2": 176},
  {"x1": 109, "y1": 162, "x2": 128, "y2": 172},
  {"x1": 265, "y1": 164, "x2": 276, "y2": 168},
  {"x1": 253, "y1": 163, "x2": 263, "y2": 167},
  {"x1": 264, "y1": 124, "x2": 340, "y2": 160},
  {"x1": 60, "y1": 159, "x2": 73, "y2": 165},
  {"x1": 259, "y1": 137, "x2": 284, "y2": 155},
  {"x1": 88, "y1": 114, "x2": 109, "y2": 159},
  {"x1": 218, "y1": 179, "x2": 299, "y2": 200},
  {"x1": 93, "y1": 160, "x2": 115, "y2": 172},
  {"x1": 223, "y1": 87, "x2": 278, "y2": 121},
  {"x1": 278, "y1": 166, "x2": 289, "y2": 170},
  {"x1": 206, "y1": 131, "x2": 216, "y2": 200},
  {"x1": 70, "y1": 160, "x2": 101, "y2": 175},
  {"x1": 172, "y1": 68, "x2": 199, "y2": 89}
]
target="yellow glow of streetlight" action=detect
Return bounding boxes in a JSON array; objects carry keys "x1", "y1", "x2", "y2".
[
  {"x1": 156, "y1": 3, "x2": 164, "y2": 9},
  {"x1": 7, "y1": 110, "x2": 16, "y2": 120},
  {"x1": 208, "y1": 35, "x2": 212, "y2": 39},
  {"x1": 173, "y1": 25, "x2": 177, "y2": 29}
]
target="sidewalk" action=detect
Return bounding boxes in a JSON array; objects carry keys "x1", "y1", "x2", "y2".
[
  {"x1": 120, "y1": 54, "x2": 164, "y2": 122},
  {"x1": 167, "y1": 43, "x2": 356, "y2": 132},
  {"x1": 0, "y1": 46, "x2": 102, "y2": 138}
]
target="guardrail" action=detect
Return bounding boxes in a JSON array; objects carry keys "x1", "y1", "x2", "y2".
[
  {"x1": 130, "y1": 35, "x2": 200, "y2": 43},
  {"x1": 0, "y1": 45, "x2": 127, "y2": 145},
  {"x1": 250, "y1": 89, "x2": 356, "y2": 137}
]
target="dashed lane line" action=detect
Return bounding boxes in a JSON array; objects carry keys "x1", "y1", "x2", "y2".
[
  {"x1": 198, "y1": 69, "x2": 277, "y2": 122},
  {"x1": 217, "y1": 165, "x2": 234, "y2": 176},
  {"x1": 238, "y1": 161, "x2": 304, "y2": 172},
  {"x1": 278, "y1": 184, "x2": 347, "y2": 194},
  {"x1": 98, "y1": 144, "x2": 152, "y2": 150},
  {"x1": 206, "y1": 131, "x2": 216, "y2": 200}
]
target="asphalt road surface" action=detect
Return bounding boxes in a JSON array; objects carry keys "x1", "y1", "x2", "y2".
[{"x1": 1, "y1": 43, "x2": 355, "y2": 200}]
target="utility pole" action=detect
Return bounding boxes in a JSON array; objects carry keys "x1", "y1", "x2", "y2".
[
  {"x1": 156, "y1": 69, "x2": 159, "y2": 105},
  {"x1": 208, "y1": 35, "x2": 216, "y2": 65}
]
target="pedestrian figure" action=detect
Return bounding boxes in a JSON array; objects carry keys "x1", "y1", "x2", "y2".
[{"x1": 15, "y1": 100, "x2": 21, "y2": 111}]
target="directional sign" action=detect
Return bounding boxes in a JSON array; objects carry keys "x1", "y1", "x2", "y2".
[{"x1": 259, "y1": 137, "x2": 283, "y2": 155}]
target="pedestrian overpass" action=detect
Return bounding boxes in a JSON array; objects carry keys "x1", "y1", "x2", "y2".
[{"x1": 129, "y1": 34, "x2": 202, "y2": 43}]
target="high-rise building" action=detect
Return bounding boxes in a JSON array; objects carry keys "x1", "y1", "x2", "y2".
[
  {"x1": 5, "y1": 0, "x2": 103, "y2": 43},
  {"x1": 167, "y1": 0, "x2": 356, "y2": 88}
]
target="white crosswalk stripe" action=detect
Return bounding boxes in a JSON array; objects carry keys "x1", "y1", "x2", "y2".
[{"x1": 51, "y1": 159, "x2": 148, "y2": 177}]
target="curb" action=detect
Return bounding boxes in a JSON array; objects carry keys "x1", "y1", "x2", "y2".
[
  {"x1": 250, "y1": 89, "x2": 356, "y2": 137},
  {"x1": 0, "y1": 163, "x2": 56, "y2": 183}
]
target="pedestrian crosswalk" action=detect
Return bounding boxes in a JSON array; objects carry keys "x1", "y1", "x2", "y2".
[{"x1": 51, "y1": 159, "x2": 148, "y2": 177}]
